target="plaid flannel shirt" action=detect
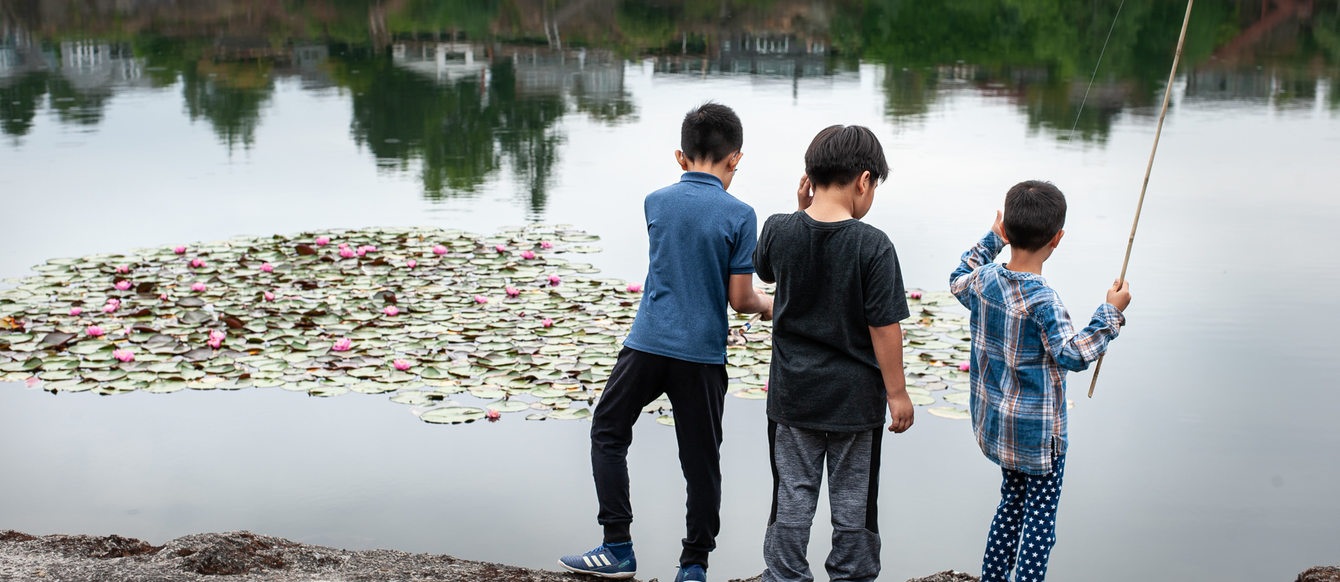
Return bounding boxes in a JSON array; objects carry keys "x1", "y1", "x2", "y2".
[{"x1": 950, "y1": 232, "x2": 1124, "y2": 475}]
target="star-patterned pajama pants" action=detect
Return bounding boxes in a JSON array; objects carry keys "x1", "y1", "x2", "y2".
[{"x1": 981, "y1": 454, "x2": 1066, "y2": 582}]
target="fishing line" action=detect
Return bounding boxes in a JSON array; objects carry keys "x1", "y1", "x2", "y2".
[
  {"x1": 1068, "y1": 0, "x2": 1127, "y2": 141},
  {"x1": 1089, "y1": 0, "x2": 1195, "y2": 397}
]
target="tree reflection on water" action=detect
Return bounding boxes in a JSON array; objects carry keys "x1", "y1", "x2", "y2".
[{"x1": 0, "y1": 0, "x2": 1335, "y2": 204}]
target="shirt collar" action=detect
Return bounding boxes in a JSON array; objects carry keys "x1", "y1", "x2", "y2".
[
  {"x1": 985, "y1": 262, "x2": 1048, "y2": 284},
  {"x1": 680, "y1": 171, "x2": 724, "y2": 188}
]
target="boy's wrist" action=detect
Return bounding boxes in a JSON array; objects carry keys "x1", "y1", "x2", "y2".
[{"x1": 984, "y1": 230, "x2": 1006, "y2": 253}]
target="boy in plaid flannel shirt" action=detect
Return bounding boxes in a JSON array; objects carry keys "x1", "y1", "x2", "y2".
[{"x1": 949, "y1": 180, "x2": 1131, "y2": 582}]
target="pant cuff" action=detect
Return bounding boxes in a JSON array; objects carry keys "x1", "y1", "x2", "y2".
[{"x1": 602, "y1": 522, "x2": 632, "y2": 544}]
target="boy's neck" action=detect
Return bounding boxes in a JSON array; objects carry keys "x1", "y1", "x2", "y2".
[
  {"x1": 1004, "y1": 247, "x2": 1051, "y2": 275},
  {"x1": 805, "y1": 185, "x2": 859, "y2": 223},
  {"x1": 681, "y1": 154, "x2": 738, "y2": 190}
]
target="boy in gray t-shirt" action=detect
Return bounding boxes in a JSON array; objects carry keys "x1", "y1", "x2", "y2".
[{"x1": 753, "y1": 125, "x2": 914, "y2": 582}]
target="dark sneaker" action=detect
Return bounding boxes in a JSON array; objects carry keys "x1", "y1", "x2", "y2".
[
  {"x1": 557, "y1": 544, "x2": 636, "y2": 579},
  {"x1": 675, "y1": 564, "x2": 707, "y2": 582}
]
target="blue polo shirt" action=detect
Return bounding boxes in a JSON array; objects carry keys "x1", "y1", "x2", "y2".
[{"x1": 623, "y1": 172, "x2": 758, "y2": 365}]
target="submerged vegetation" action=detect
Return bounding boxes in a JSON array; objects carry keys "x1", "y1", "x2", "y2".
[{"x1": 0, "y1": 226, "x2": 975, "y2": 424}]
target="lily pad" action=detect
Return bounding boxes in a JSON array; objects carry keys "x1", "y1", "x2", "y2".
[
  {"x1": 927, "y1": 407, "x2": 971, "y2": 420},
  {"x1": 943, "y1": 391, "x2": 971, "y2": 406},
  {"x1": 421, "y1": 406, "x2": 486, "y2": 424},
  {"x1": 550, "y1": 408, "x2": 592, "y2": 421}
]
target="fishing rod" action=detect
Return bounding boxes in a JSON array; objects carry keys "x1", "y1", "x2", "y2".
[{"x1": 1088, "y1": 0, "x2": 1196, "y2": 398}]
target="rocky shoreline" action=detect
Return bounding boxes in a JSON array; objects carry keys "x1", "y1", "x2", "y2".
[{"x1": 2, "y1": 530, "x2": 1335, "y2": 582}]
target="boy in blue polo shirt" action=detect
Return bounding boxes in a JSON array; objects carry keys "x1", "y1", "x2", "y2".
[
  {"x1": 559, "y1": 102, "x2": 773, "y2": 582},
  {"x1": 950, "y1": 180, "x2": 1131, "y2": 582}
]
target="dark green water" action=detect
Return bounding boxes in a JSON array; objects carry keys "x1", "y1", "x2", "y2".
[{"x1": 2, "y1": 1, "x2": 1338, "y2": 580}]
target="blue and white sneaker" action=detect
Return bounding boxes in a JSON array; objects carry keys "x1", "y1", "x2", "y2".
[
  {"x1": 674, "y1": 564, "x2": 707, "y2": 582},
  {"x1": 557, "y1": 543, "x2": 636, "y2": 579}
]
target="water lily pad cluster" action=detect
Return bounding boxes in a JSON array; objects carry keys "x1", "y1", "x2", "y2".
[
  {"x1": 0, "y1": 225, "x2": 975, "y2": 425},
  {"x1": 900, "y1": 292, "x2": 975, "y2": 421}
]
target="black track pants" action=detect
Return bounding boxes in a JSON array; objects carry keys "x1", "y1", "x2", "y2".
[{"x1": 590, "y1": 347, "x2": 728, "y2": 568}]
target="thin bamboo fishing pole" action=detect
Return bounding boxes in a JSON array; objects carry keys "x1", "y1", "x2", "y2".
[{"x1": 1088, "y1": 0, "x2": 1195, "y2": 398}]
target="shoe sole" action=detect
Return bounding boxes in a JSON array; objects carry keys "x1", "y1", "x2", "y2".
[{"x1": 557, "y1": 559, "x2": 636, "y2": 579}]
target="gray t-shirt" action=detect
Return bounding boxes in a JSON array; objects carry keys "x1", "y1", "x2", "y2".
[{"x1": 754, "y1": 211, "x2": 910, "y2": 432}]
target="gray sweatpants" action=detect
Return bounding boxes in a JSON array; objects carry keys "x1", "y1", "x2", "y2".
[{"x1": 762, "y1": 421, "x2": 882, "y2": 582}]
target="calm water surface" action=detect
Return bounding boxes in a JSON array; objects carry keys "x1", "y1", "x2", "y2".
[{"x1": 2, "y1": 2, "x2": 1338, "y2": 580}]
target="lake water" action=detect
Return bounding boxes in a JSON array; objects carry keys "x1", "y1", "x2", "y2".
[{"x1": 2, "y1": 2, "x2": 1338, "y2": 580}]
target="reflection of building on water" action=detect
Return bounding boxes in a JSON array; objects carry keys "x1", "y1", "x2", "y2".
[
  {"x1": 654, "y1": 33, "x2": 831, "y2": 78},
  {"x1": 2, "y1": 23, "x2": 143, "y2": 87},
  {"x1": 391, "y1": 42, "x2": 488, "y2": 84},
  {"x1": 390, "y1": 42, "x2": 631, "y2": 115},
  {"x1": 1185, "y1": 66, "x2": 1330, "y2": 110},
  {"x1": 57, "y1": 41, "x2": 148, "y2": 90},
  {"x1": 0, "y1": 26, "x2": 332, "y2": 89}
]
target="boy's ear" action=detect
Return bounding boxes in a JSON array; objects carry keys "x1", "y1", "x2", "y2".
[
  {"x1": 857, "y1": 170, "x2": 874, "y2": 196},
  {"x1": 674, "y1": 150, "x2": 690, "y2": 170},
  {"x1": 728, "y1": 151, "x2": 743, "y2": 172},
  {"x1": 1049, "y1": 229, "x2": 1065, "y2": 248}
]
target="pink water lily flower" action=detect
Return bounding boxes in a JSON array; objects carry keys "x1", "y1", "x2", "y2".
[
  {"x1": 505, "y1": 286, "x2": 520, "y2": 298},
  {"x1": 909, "y1": 291, "x2": 923, "y2": 300},
  {"x1": 958, "y1": 362, "x2": 971, "y2": 372},
  {"x1": 540, "y1": 241, "x2": 553, "y2": 249},
  {"x1": 173, "y1": 246, "x2": 187, "y2": 254},
  {"x1": 85, "y1": 325, "x2": 105, "y2": 337},
  {"x1": 406, "y1": 259, "x2": 418, "y2": 269},
  {"x1": 541, "y1": 318, "x2": 554, "y2": 328},
  {"x1": 315, "y1": 236, "x2": 331, "y2": 246},
  {"x1": 485, "y1": 409, "x2": 501, "y2": 421},
  {"x1": 432, "y1": 245, "x2": 447, "y2": 255},
  {"x1": 263, "y1": 291, "x2": 275, "y2": 302},
  {"x1": 392, "y1": 359, "x2": 411, "y2": 371},
  {"x1": 189, "y1": 258, "x2": 206, "y2": 268},
  {"x1": 103, "y1": 298, "x2": 120, "y2": 313},
  {"x1": 260, "y1": 263, "x2": 274, "y2": 272},
  {"x1": 520, "y1": 250, "x2": 536, "y2": 260},
  {"x1": 209, "y1": 329, "x2": 226, "y2": 341},
  {"x1": 207, "y1": 338, "x2": 222, "y2": 349},
  {"x1": 626, "y1": 284, "x2": 642, "y2": 293},
  {"x1": 474, "y1": 295, "x2": 488, "y2": 304},
  {"x1": 383, "y1": 306, "x2": 400, "y2": 316},
  {"x1": 494, "y1": 244, "x2": 507, "y2": 253},
  {"x1": 190, "y1": 282, "x2": 207, "y2": 292},
  {"x1": 332, "y1": 338, "x2": 353, "y2": 352},
  {"x1": 115, "y1": 265, "x2": 130, "y2": 274},
  {"x1": 114, "y1": 280, "x2": 132, "y2": 291},
  {"x1": 339, "y1": 247, "x2": 356, "y2": 258},
  {"x1": 356, "y1": 247, "x2": 368, "y2": 257},
  {"x1": 113, "y1": 349, "x2": 134, "y2": 363},
  {"x1": 158, "y1": 294, "x2": 168, "y2": 301},
  {"x1": 548, "y1": 274, "x2": 562, "y2": 286},
  {"x1": 68, "y1": 307, "x2": 83, "y2": 316}
]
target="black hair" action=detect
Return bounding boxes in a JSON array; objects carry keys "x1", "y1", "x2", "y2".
[
  {"x1": 1003, "y1": 180, "x2": 1067, "y2": 251},
  {"x1": 803, "y1": 125, "x2": 890, "y2": 188},
  {"x1": 680, "y1": 102, "x2": 743, "y2": 163}
]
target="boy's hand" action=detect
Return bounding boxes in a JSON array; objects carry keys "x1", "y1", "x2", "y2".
[
  {"x1": 991, "y1": 210, "x2": 1007, "y2": 243},
  {"x1": 757, "y1": 289, "x2": 774, "y2": 321},
  {"x1": 1107, "y1": 279, "x2": 1132, "y2": 311},
  {"x1": 887, "y1": 392, "x2": 914, "y2": 433},
  {"x1": 796, "y1": 175, "x2": 813, "y2": 211}
]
